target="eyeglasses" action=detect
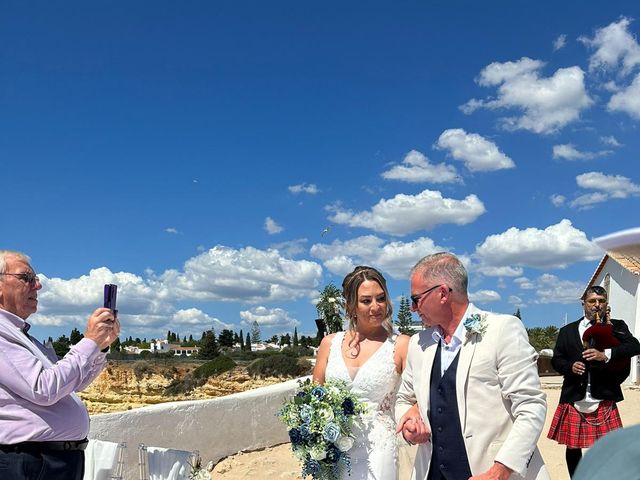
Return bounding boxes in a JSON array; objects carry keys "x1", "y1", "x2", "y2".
[
  {"x1": 411, "y1": 284, "x2": 450, "y2": 308},
  {"x1": 0, "y1": 272, "x2": 40, "y2": 286},
  {"x1": 585, "y1": 298, "x2": 607, "y2": 305}
]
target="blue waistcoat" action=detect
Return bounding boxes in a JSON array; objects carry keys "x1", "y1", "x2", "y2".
[{"x1": 428, "y1": 342, "x2": 472, "y2": 480}]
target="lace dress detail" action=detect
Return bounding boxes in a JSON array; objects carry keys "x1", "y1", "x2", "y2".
[{"x1": 325, "y1": 331, "x2": 401, "y2": 480}]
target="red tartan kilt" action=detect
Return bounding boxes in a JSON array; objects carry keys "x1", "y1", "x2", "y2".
[{"x1": 547, "y1": 401, "x2": 623, "y2": 448}]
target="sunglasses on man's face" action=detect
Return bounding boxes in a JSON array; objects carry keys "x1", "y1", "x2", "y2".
[
  {"x1": 410, "y1": 284, "x2": 451, "y2": 308},
  {"x1": 0, "y1": 272, "x2": 40, "y2": 286},
  {"x1": 585, "y1": 298, "x2": 607, "y2": 305}
]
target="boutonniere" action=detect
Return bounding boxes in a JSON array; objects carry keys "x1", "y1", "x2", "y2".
[{"x1": 463, "y1": 313, "x2": 488, "y2": 344}]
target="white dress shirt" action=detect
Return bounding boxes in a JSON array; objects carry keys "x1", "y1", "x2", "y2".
[
  {"x1": 575, "y1": 317, "x2": 611, "y2": 412},
  {"x1": 431, "y1": 306, "x2": 469, "y2": 377}
]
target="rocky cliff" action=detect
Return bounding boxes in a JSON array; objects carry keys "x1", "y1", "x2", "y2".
[{"x1": 79, "y1": 360, "x2": 290, "y2": 414}]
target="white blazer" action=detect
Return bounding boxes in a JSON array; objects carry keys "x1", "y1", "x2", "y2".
[{"x1": 396, "y1": 304, "x2": 549, "y2": 479}]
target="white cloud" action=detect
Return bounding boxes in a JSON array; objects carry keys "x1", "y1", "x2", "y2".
[
  {"x1": 608, "y1": 73, "x2": 640, "y2": 119},
  {"x1": 327, "y1": 189, "x2": 486, "y2": 236},
  {"x1": 553, "y1": 34, "x2": 567, "y2": 51},
  {"x1": 476, "y1": 265, "x2": 524, "y2": 277},
  {"x1": 165, "y1": 228, "x2": 180, "y2": 234},
  {"x1": 170, "y1": 308, "x2": 231, "y2": 332},
  {"x1": 528, "y1": 274, "x2": 585, "y2": 304},
  {"x1": 311, "y1": 235, "x2": 447, "y2": 279},
  {"x1": 264, "y1": 217, "x2": 284, "y2": 235},
  {"x1": 514, "y1": 277, "x2": 535, "y2": 290},
  {"x1": 580, "y1": 17, "x2": 640, "y2": 75},
  {"x1": 474, "y1": 219, "x2": 602, "y2": 269},
  {"x1": 552, "y1": 144, "x2": 611, "y2": 161},
  {"x1": 508, "y1": 295, "x2": 525, "y2": 308},
  {"x1": 550, "y1": 194, "x2": 566, "y2": 207},
  {"x1": 576, "y1": 171, "x2": 640, "y2": 197},
  {"x1": 30, "y1": 246, "x2": 322, "y2": 335},
  {"x1": 270, "y1": 238, "x2": 308, "y2": 257},
  {"x1": 160, "y1": 246, "x2": 322, "y2": 303},
  {"x1": 461, "y1": 57, "x2": 592, "y2": 134},
  {"x1": 469, "y1": 289, "x2": 501, "y2": 303},
  {"x1": 600, "y1": 135, "x2": 622, "y2": 147},
  {"x1": 570, "y1": 171, "x2": 640, "y2": 208},
  {"x1": 239, "y1": 306, "x2": 300, "y2": 329},
  {"x1": 381, "y1": 149, "x2": 460, "y2": 184},
  {"x1": 435, "y1": 129, "x2": 515, "y2": 172},
  {"x1": 32, "y1": 268, "x2": 173, "y2": 330},
  {"x1": 288, "y1": 183, "x2": 320, "y2": 194},
  {"x1": 569, "y1": 192, "x2": 609, "y2": 209}
]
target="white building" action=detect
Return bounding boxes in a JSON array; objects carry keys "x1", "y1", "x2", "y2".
[{"x1": 584, "y1": 251, "x2": 640, "y2": 383}]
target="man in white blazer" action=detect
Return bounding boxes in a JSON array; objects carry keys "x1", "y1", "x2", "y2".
[{"x1": 396, "y1": 252, "x2": 549, "y2": 480}]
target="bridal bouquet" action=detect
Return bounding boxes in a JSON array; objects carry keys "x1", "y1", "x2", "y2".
[{"x1": 278, "y1": 378, "x2": 367, "y2": 480}]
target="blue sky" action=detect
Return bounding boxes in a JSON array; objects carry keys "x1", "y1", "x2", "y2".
[{"x1": 3, "y1": 1, "x2": 640, "y2": 343}]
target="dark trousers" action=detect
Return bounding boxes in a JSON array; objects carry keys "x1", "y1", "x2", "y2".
[{"x1": 0, "y1": 450, "x2": 84, "y2": 480}]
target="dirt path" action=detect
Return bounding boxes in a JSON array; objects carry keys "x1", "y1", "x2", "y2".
[{"x1": 211, "y1": 384, "x2": 640, "y2": 479}]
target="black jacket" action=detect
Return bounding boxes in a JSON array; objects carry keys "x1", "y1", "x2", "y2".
[{"x1": 552, "y1": 318, "x2": 640, "y2": 403}]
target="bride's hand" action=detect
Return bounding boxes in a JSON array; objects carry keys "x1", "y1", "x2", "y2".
[{"x1": 396, "y1": 404, "x2": 430, "y2": 444}]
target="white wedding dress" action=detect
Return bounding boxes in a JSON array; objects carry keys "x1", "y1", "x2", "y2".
[{"x1": 325, "y1": 331, "x2": 401, "y2": 480}]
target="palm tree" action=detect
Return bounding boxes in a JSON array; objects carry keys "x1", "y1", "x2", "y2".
[{"x1": 316, "y1": 283, "x2": 345, "y2": 334}]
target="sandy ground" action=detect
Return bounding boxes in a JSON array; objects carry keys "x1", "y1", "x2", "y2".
[{"x1": 211, "y1": 379, "x2": 640, "y2": 479}]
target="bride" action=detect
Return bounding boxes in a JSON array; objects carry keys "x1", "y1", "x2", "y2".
[{"x1": 313, "y1": 266, "x2": 413, "y2": 479}]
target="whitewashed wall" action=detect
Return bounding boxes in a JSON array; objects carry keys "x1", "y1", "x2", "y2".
[
  {"x1": 593, "y1": 259, "x2": 640, "y2": 383},
  {"x1": 89, "y1": 377, "x2": 307, "y2": 480}
]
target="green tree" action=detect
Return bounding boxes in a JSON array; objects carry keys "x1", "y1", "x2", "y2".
[
  {"x1": 267, "y1": 335, "x2": 279, "y2": 344},
  {"x1": 52, "y1": 335, "x2": 71, "y2": 357},
  {"x1": 109, "y1": 337, "x2": 121, "y2": 354},
  {"x1": 514, "y1": 308, "x2": 522, "y2": 320},
  {"x1": 167, "y1": 330, "x2": 172, "y2": 342},
  {"x1": 245, "y1": 332, "x2": 252, "y2": 351},
  {"x1": 316, "y1": 283, "x2": 344, "y2": 334},
  {"x1": 293, "y1": 327, "x2": 299, "y2": 347},
  {"x1": 526, "y1": 326, "x2": 559, "y2": 351},
  {"x1": 279, "y1": 333, "x2": 291, "y2": 347},
  {"x1": 69, "y1": 327, "x2": 84, "y2": 345},
  {"x1": 218, "y1": 329, "x2": 235, "y2": 348},
  {"x1": 239, "y1": 329, "x2": 245, "y2": 351},
  {"x1": 198, "y1": 330, "x2": 219, "y2": 360},
  {"x1": 396, "y1": 295, "x2": 413, "y2": 335},
  {"x1": 251, "y1": 321, "x2": 261, "y2": 344}
]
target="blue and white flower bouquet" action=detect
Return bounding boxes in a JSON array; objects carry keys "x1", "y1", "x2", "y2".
[{"x1": 278, "y1": 378, "x2": 367, "y2": 480}]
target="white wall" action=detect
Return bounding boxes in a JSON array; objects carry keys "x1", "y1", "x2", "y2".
[{"x1": 89, "y1": 377, "x2": 307, "y2": 480}]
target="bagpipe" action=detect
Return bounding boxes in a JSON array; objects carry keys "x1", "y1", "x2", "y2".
[{"x1": 582, "y1": 308, "x2": 629, "y2": 373}]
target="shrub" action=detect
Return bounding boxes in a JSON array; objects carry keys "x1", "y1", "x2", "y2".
[
  {"x1": 227, "y1": 350, "x2": 260, "y2": 362},
  {"x1": 133, "y1": 361, "x2": 152, "y2": 379},
  {"x1": 247, "y1": 354, "x2": 312, "y2": 378},
  {"x1": 163, "y1": 355, "x2": 236, "y2": 396},
  {"x1": 280, "y1": 346, "x2": 314, "y2": 358},
  {"x1": 192, "y1": 355, "x2": 236, "y2": 379}
]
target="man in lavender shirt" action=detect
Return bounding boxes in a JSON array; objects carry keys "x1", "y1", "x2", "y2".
[{"x1": 0, "y1": 250, "x2": 120, "y2": 480}]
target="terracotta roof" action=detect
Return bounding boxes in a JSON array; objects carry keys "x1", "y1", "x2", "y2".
[
  {"x1": 584, "y1": 251, "x2": 640, "y2": 298},
  {"x1": 609, "y1": 250, "x2": 640, "y2": 275}
]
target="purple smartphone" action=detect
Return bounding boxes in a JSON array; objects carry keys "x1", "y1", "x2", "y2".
[{"x1": 104, "y1": 284, "x2": 118, "y2": 312}]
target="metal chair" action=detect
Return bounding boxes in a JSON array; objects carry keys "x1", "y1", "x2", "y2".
[
  {"x1": 138, "y1": 443, "x2": 200, "y2": 480},
  {"x1": 83, "y1": 439, "x2": 126, "y2": 480}
]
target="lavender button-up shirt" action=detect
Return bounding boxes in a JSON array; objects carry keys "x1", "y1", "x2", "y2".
[{"x1": 0, "y1": 308, "x2": 107, "y2": 443}]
